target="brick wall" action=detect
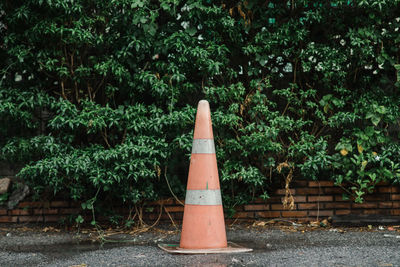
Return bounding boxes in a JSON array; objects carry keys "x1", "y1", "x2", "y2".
[{"x1": 1, "y1": 181, "x2": 400, "y2": 224}]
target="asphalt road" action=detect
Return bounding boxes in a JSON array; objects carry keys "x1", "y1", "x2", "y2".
[{"x1": 0, "y1": 224, "x2": 399, "y2": 267}]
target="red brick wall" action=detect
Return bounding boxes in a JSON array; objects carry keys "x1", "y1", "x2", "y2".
[{"x1": 1, "y1": 181, "x2": 400, "y2": 224}]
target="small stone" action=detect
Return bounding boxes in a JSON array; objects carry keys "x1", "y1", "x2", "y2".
[
  {"x1": 6, "y1": 233, "x2": 11, "y2": 237},
  {"x1": 0, "y1": 178, "x2": 11, "y2": 194}
]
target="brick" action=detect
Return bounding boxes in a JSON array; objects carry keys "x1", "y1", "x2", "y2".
[
  {"x1": 256, "y1": 211, "x2": 281, "y2": 218},
  {"x1": 308, "y1": 181, "x2": 334, "y2": 187},
  {"x1": 324, "y1": 202, "x2": 351, "y2": 209},
  {"x1": 378, "y1": 202, "x2": 393, "y2": 208},
  {"x1": 0, "y1": 209, "x2": 7, "y2": 215},
  {"x1": 267, "y1": 196, "x2": 283, "y2": 203},
  {"x1": 244, "y1": 204, "x2": 269, "y2": 211},
  {"x1": 308, "y1": 196, "x2": 333, "y2": 202},
  {"x1": 392, "y1": 202, "x2": 400, "y2": 208},
  {"x1": 298, "y1": 203, "x2": 319, "y2": 210},
  {"x1": 59, "y1": 208, "x2": 81, "y2": 215},
  {"x1": 252, "y1": 198, "x2": 274, "y2": 204},
  {"x1": 352, "y1": 203, "x2": 377, "y2": 209},
  {"x1": 164, "y1": 206, "x2": 184, "y2": 212},
  {"x1": 33, "y1": 208, "x2": 58, "y2": 215},
  {"x1": 271, "y1": 204, "x2": 284, "y2": 210},
  {"x1": 391, "y1": 194, "x2": 400, "y2": 201},
  {"x1": 10, "y1": 209, "x2": 31, "y2": 215},
  {"x1": 50, "y1": 201, "x2": 70, "y2": 208},
  {"x1": 335, "y1": 195, "x2": 351, "y2": 202},
  {"x1": 376, "y1": 181, "x2": 390, "y2": 186},
  {"x1": 44, "y1": 215, "x2": 64, "y2": 222},
  {"x1": 275, "y1": 189, "x2": 296, "y2": 195},
  {"x1": 335, "y1": 210, "x2": 351, "y2": 215},
  {"x1": 391, "y1": 209, "x2": 400, "y2": 216},
  {"x1": 19, "y1": 216, "x2": 44, "y2": 223},
  {"x1": 378, "y1": 187, "x2": 400, "y2": 193},
  {"x1": 351, "y1": 209, "x2": 364, "y2": 215},
  {"x1": 292, "y1": 196, "x2": 307, "y2": 203},
  {"x1": 0, "y1": 216, "x2": 18, "y2": 223},
  {"x1": 364, "y1": 194, "x2": 389, "y2": 201},
  {"x1": 363, "y1": 209, "x2": 391, "y2": 215},
  {"x1": 323, "y1": 187, "x2": 344, "y2": 194},
  {"x1": 296, "y1": 188, "x2": 321, "y2": 195},
  {"x1": 281, "y1": 211, "x2": 307, "y2": 218},
  {"x1": 18, "y1": 201, "x2": 48, "y2": 208},
  {"x1": 233, "y1": 212, "x2": 254, "y2": 219},
  {"x1": 308, "y1": 210, "x2": 334, "y2": 217}
]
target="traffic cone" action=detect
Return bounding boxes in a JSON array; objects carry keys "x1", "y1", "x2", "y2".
[
  {"x1": 179, "y1": 99, "x2": 227, "y2": 249},
  {"x1": 158, "y1": 100, "x2": 252, "y2": 254}
]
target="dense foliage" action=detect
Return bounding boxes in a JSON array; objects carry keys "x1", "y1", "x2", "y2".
[{"x1": 1, "y1": 0, "x2": 400, "y2": 223}]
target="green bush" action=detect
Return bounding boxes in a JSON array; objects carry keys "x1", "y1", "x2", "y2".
[{"x1": 1, "y1": 0, "x2": 400, "y2": 223}]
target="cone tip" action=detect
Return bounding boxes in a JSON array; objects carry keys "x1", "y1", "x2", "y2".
[
  {"x1": 193, "y1": 99, "x2": 213, "y2": 139},
  {"x1": 198, "y1": 100, "x2": 210, "y2": 108}
]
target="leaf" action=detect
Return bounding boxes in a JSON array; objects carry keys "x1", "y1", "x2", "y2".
[
  {"x1": 357, "y1": 144, "x2": 364, "y2": 154},
  {"x1": 371, "y1": 115, "x2": 381, "y2": 126}
]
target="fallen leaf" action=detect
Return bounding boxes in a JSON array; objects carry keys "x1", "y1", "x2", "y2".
[{"x1": 253, "y1": 221, "x2": 266, "y2": 227}]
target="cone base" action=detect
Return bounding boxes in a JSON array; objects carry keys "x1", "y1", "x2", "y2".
[
  {"x1": 158, "y1": 242, "x2": 253, "y2": 254},
  {"x1": 180, "y1": 205, "x2": 227, "y2": 249}
]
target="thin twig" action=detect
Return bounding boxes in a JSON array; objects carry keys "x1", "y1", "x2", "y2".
[
  {"x1": 164, "y1": 167, "x2": 184, "y2": 206},
  {"x1": 163, "y1": 206, "x2": 178, "y2": 229}
]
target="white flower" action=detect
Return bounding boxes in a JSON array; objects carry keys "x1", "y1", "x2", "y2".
[
  {"x1": 181, "y1": 21, "x2": 189, "y2": 29},
  {"x1": 308, "y1": 56, "x2": 316, "y2": 63},
  {"x1": 340, "y1": 39, "x2": 346, "y2": 46},
  {"x1": 316, "y1": 62, "x2": 323, "y2": 71},
  {"x1": 396, "y1": 17, "x2": 400, "y2": 22},
  {"x1": 239, "y1": 65, "x2": 243, "y2": 75},
  {"x1": 378, "y1": 63, "x2": 384, "y2": 69},
  {"x1": 177, "y1": 13, "x2": 181, "y2": 20},
  {"x1": 283, "y1": 63, "x2": 292, "y2": 73},
  {"x1": 181, "y1": 4, "x2": 191, "y2": 12},
  {"x1": 364, "y1": 65, "x2": 373, "y2": 70},
  {"x1": 395, "y1": 27, "x2": 399, "y2": 32},
  {"x1": 197, "y1": 34, "x2": 203, "y2": 40},
  {"x1": 15, "y1": 74, "x2": 22, "y2": 82},
  {"x1": 373, "y1": 70, "x2": 378, "y2": 74},
  {"x1": 381, "y1": 28, "x2": 387, "y2": 35}
]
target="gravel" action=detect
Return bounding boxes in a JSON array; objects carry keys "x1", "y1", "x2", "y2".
[{"x1": 0, "y1": 225, "x2": 399, "y2": 267}]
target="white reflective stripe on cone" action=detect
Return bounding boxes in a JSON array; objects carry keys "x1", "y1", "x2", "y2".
[
  {"x1": 184, "y1": 189, "x2": 222, "y2": 205},
  {"x1": 191, "y1": 139, "x2": 215, "y2": 154}
]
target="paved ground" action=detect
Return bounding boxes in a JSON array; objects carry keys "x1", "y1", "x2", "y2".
[{"x1": 0, "y1": 224, "x2": 399, "y2": 267}]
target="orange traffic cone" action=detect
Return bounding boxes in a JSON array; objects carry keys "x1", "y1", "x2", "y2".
[
  {"x1": 180, "y1": 99, "x2": 226, "y2": 249},
  {"x1": 159, "y1": 100, "x2": 252, "y2": 254}
]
